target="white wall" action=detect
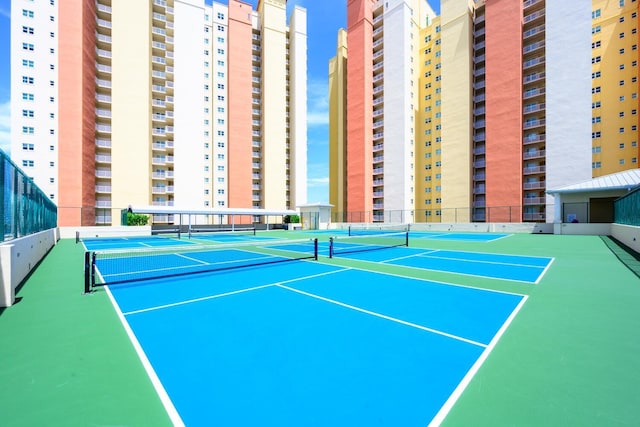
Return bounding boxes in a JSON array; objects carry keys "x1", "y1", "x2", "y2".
[
  {"x1": 545, "y1": 2, "x2": 593, "y2": 222},
  {"x1": 173, "y1": 0, "x2": 207, "y2": 209},
  {"x1": 382, "y1": 0, "x2": 415, "y2": 220},
  {"x1": 611, "y1": 224, "x2": 640, "y2": 253},
  {"x1": 0, "y1": 229, "x2": 58, "y2": 307}
]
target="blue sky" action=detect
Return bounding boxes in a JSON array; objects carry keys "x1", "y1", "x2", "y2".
[{"x1": 0, "y1": 0, "x2": 440, "y2": 205}]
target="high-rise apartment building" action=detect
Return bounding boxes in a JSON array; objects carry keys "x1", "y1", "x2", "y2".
[
  {"x1": 330, "y1": 0, "x2": 596, "y2": 223},
  {"x1": 11, "y1": 0, "x2": 307, "y2": 226},
  {"x1": 591, "y1": 0, "x2": 640, "y2": 176}
]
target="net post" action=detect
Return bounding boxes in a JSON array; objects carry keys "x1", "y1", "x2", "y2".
[
  {"x1": 83, "y1": 251, "x2": 91, "y2": 294},
  {"x1": 253, "y1": 226, "x2": 256, "y2": 236},
  {"x1": 405, "y1": 231, "x2": 409, "y2": 247},
  {"x1": 329, "y1": 237, "x2": 334, "y2": 258},
  {"x1": 177, "y1": 227, "x2": 181, "y2": 240},
  {"x1": 348, "y1": 226, "x2": 352, "y2": 237},
  {"x1": 76, "y1": 231, "x2": 80, "y2": 244},
  {"x1": 313, "y1": 238, "x2": 318, "y2": 260},
  {"x1": 91, "y1": 252, "x2": 96, "y2": 288}
]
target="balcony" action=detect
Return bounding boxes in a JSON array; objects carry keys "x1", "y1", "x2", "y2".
[
  {"x1": 373, "y1": 132, "x2": 384, "y2": 141},
  {"x1": 523, "y1": 118, "x2": 546, "y2": 130},
  {"x1": 95, "y1": 154, "x2": 112, "y2": 164},
  {"x1": 523, "y1": 24, "x2": 545, "y2": 40},
  {"x1": 97, "y1": 19, "x2": 112, "y2": 29},
  {"x1": 524, "y1": 103, "x2": 545, "y2": 114},
  {"x1": 95, "y1": 200, "x2": 111, "y2": 207},
  {"x1": 523, "y1": 134, "x2": 547, "y2": 145},
  {"x1": 96, "y1": 138, "x2": 111, "y2": 148},
  {"x1": 95, "y1": 185, "x2": 112, "y2": 193},
  {"x1": 523, "y1": 87, "x2": 545, "y2": 100},
  {"x1": 523, "y1": 9, "x2": 545, "y2": 24},
  {"x1": 523, "y1": 56, "x2": 545, "y2": 70},
  {"x1": 96, "y1": 124, "x2": 111, "y2": 133},
  {"x1": 473, "y1": 160, "x2": 486, "y2": 168},
  {"x1": 524, "y1": 181, "x2": 545, "y2": 190},
  {"x1": 523, "y1": 197, "x2": 546, "y2": 205},
  {"x1": 524, "y1": 72, "x2": 545, "y2": 85},
  {"x1": 96, "y1": 169, "x2": 111, "y2": 178},
  {"x1": 523, "y1": 41, "x2": 545, "y2": 55},
  {"x1": 524, "y1": 165, "x2": 546, "y2": 174},
  {"x1": 524, "y1": 150, "x2": 545, "y2": 160}
]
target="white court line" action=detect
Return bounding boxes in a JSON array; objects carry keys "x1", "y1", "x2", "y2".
[
  {"x1": 122, "y1": 283, "x2": 276, "y2": 316},
  {"x1": 414, "y1": 252, "x2": 549, "y2": 269},
  {"x1": 121, "y1": 266, "x2": 351, "y2": 316},
  {"x1": 175, "y1": 253, "x2": 209, "y2": 264},
  {"x1": 535, "y1": 257, "x2": 555, "y2": 285},
  {"x1": 428, "y1": 295, "x2": 529, "y2": 427},
  {"x1": 383, "y1": 250, "x2": 439, "y2": 263},
  {"x1": 104, "y1": 287, "x2": 185, "y2": 427},
  {"x1": 277, "y1": 284, "x2": 487, "y2": 348}
]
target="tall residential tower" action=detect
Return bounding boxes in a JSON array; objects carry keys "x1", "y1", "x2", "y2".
[
  {"x1": 11, "y1": 0, "x2": 307, "y2": 226},
  {"x1": 330, "y1": 0, "x2": 597, "y2": 223}
]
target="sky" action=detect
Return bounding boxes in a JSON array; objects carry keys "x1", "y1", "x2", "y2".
[{"x1": 0, "y1": 0, "x2": 440, "y2": 205}]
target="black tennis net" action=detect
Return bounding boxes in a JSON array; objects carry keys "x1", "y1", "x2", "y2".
[
  {"x1": 348, "y1": 224, "x2": 410, "y2": 236},
  {"x1": 83, "y1": 238, "x2": 318, "y2": 292},
  {"x1": 187, "y1": 226, "x2": 256, "y2": 239},
  {"x1": 329, "y1": 232, "x2": 409, "y2": 258}
]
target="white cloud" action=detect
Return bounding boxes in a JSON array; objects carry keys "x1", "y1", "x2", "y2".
[
  {"x1": 0, "y1": 101, "x2": 11, "y2": 155},
  {"x1": 308, "y1": 176, "x2": 329, "y2": 187}
]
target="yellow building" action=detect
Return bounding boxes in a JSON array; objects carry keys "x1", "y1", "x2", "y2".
[
  {"x1": 416, "y1": 16, "x2": 443, "y2": 222},
  {"x1": 591, "y1": 0, "x2": 640, "y2": 176}
]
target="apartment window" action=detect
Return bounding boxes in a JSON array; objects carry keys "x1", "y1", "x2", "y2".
[
  {"x1": 633, "y1": 125, "x2": 637, "y2": 131},
  {"x1": 592, "y1": 41, "x2": 601, "y2": 48},
  {"x1": 217, "y1": 60, "x2": 224, "y2": 66},
  {"x1": 49, "y1": 15, "x2": 54, "y2": 22},
  {"x1": 22, "y1": 109, "x2": 34, "y2": 118},
  {"x1": 217, "y1": 49, "x2": 224, "y2": 54},
  {"x1": 593, "y1": 146, "x2": 602, "y2": 153},
  {"x1": 632, "y1": 109, "x2": 637, "y2": 115},
  {"x1": 592, "y1": 25, "x2": 601, "y2": 34},
  {"x1": 217, "y1": 25, "x2": 224, "y2": 31},
  {"x1": 204, "y1": 50, "x2": 209, "y2": 56},
  {"x1": 620, "y1": 127, "x2": 625, "y2": 133},
  {"x1": 217, "y1": 165, "x2": 224, "y2": 171},
  {"x1": 620, "y1": 16, "x2": 625, "y2": 23},
  {"x1": 592, "y1": 162, "x2": 602, "y2": 169},
  {"x1": 22, "y1": 26, "x2": 34, "y2": 34},
  {"x1": 22, "y1": 9, "x2": 34, "y2": 18},
  {"x1": 593, "y1": 116, "x2": 602, "y2": 123},
  {"x1": 22, "y1": 76, "x2": 34, "y2": 85},
  {"x1": 22, "y1": 143, "x2": 34, "y2": 150},
  {"x1": 620, "y1": 112, "x2": 625, "y2": 117},
  {"x1": 620, "y1": 159, "x2": 625, "y2": 165},
  {"x1": 49, "y1": 129, "x2": 55, "y2": 135},
  {"x1": 592, "y1": 131, "x2": 601, "y2": 138},
  {"x1": 592, "y1": 71, "x2": 602, "y2": 78},
  {"x1": 634, "y1": 29, "x2": 638, "y2": 35},
  {"x1": 50, "y1": 32, "x2": 55, "y2": 38},
  {"x1": 22, "y1": 92, "x2": 34, "y2": 101},
  {"x1": 592, "y1": 9, "x2": 601, "y2": 19},
  {"x1": 633, "y1": 157, "x2": 638, "y2": 163},
  {"x1": 592, "y1": 86, "x2": 601, "y2": 93},
  {"x1": 49, "y1": 178, "x2": 55, "y2": 183},
  {"x1": 217, "y1": 130, "x2": 224, "y2": 136},
  {"x1": 592, "y1": 56, "x2": 602, "y2": 63},
  {"x1": 22, "y1": 160, "x2": 34, "y2": 167},
  {"x1": 620, "y1": 143, "x2": 625, "y2": 148},
  {"x1": 217, "y1": 12, "x2": 224, "y2": 20},
  {"x1": 22, "y1": 126, "x2": 34, "y2": 134},
  {"x1": 50, "y1": 48, "x2": 55, "y2": 53},
  {"x1": 22, "y1": 59, "x2": 34, "y2": 67},
  {"x1": 620, "y1": 32, "x2": 625, "y2": 38},
  {"x1": 217, "y1": 142, "x2": 225, "y2": 148},
  {"x1": 217, "y1": 95, "x2": 224, "y2": 101},
  {"x1": 620, "y1": 0, "x2": 625, "y2": 6},
  {"x1": 217, "y1": 83, "x2": 224, "y2": 89},
  {"x1": 620, "y1": 80, "x2": 625, "y2": 86}
]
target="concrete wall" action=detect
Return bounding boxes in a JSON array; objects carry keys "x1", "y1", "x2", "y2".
[
  {"x1": 1, "y1": 229, "x2": 58, "y2": 307},
  {"x1": 611, "y1": 224, "x2": 640, "y2": 253}
]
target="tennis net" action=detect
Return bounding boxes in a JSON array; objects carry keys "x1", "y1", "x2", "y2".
[
  {"x1": 187, "y1": 226, "x2": 256, "y2": 239},
  {"x1": 84, "y1": 237, "x2": 318, "y2": 292},
  {"x1": 76, "y1": 227, "x2": 181, "y2": 244},
  {"x1": 348, "y1": 223, "x2": 410, "y2": 236},
  {"x1": 329, "y1": 231, "x2": 409, "y2": 258}
]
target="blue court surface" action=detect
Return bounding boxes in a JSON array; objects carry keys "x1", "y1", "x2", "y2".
[
  {"x1": 82, "y1": 235, "x2": 190, "y2": 251},
  {"x1": 103, "y1": 258, "x2": 526, "y2": 426},
  {"x1": 329, "y1": 245, "x2": 553, "y2": 284}
]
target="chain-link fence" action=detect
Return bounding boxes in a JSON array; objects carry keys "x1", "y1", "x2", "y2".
[{"x1": 615, "y1": 187, "x2": 640, "y2": 226}]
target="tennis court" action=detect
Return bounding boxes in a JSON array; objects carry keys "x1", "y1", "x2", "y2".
[
  {"x1": 327, "y1": 233, "x2": 553, "y2": 283},
  {"x1": 97, "y1": 244, "x2": 525, "y2": 426}
]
